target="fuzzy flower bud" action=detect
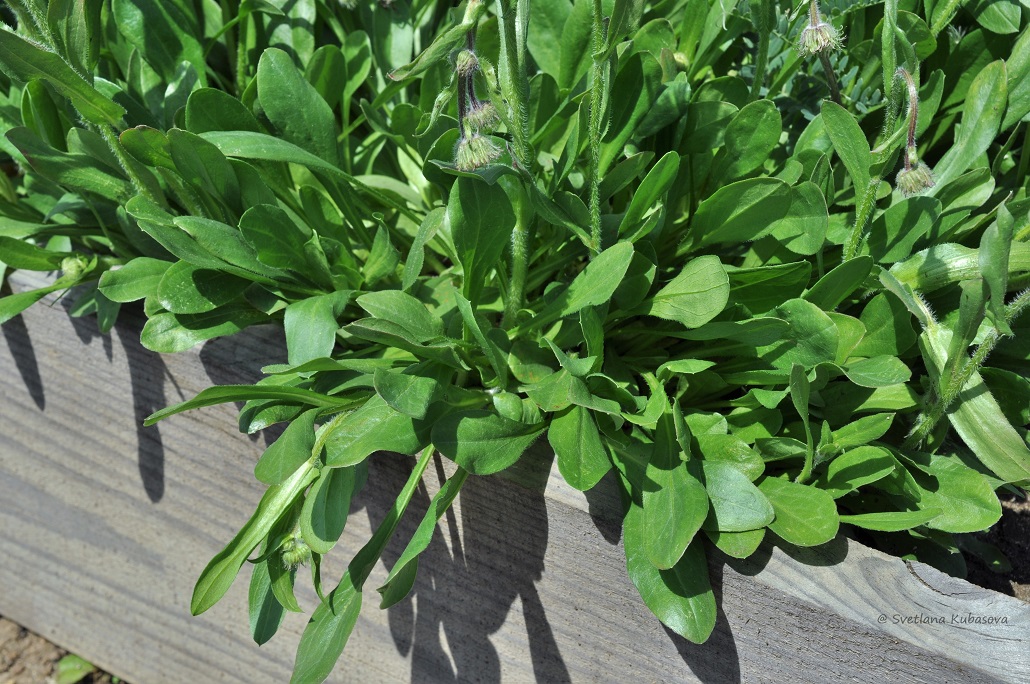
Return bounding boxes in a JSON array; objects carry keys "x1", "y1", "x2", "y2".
[
  {"x1": 281, "y1": 536, "x2": 311, "y2": 570},
  {"x1": 797, "y1": 1, "x2": 842, "y2": 55},
  {"x1": 455, "y1": 49, "x2": 479, "y2": 78},
  {"x1": 455, "y1": 133, "x2": 501, "y2": 171},
  {"x1": 463, "y1": 101, "x2": 498, "y2": 132},
  {"x1": 896, "y1": 161, "x2": 934, "y2": 197}
]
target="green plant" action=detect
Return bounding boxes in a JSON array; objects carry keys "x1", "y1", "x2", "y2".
[{"x1": 2, "y1": 1, "x2": 1030, "y2": 681}]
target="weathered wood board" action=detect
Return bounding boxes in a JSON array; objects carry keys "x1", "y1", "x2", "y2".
[{"x1": 0, "y1": 270, "x2": 1027, "y2": 683}]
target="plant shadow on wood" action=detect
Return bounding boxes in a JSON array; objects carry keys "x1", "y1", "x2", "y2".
[
  {"x1": 1, "y1": 314, "x2": 45, "y2": 410},
  {"x1": 357, "y1": 452, "x2": 572, "y2": 683},
  {"x1": 662, "y1": 559, "x2": 741, "y2": 684}
]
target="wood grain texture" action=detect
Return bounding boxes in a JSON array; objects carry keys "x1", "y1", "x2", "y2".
[{"x1": 0, "y1": 271, "x2": 1027, "y2": 683}]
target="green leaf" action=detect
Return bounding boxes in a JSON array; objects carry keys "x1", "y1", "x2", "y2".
[
  {"x1": 0, "y1": 236, "x2": 69, "y2": 270},
  {"x1": 145, "y1": 385, "x2": 347, "y2": 426},
  {"x1": 387, "y1": 12, "x2": 479, "y2": 81},
  {"x1": 768, "y1": 181, "x2": 830, "y2": 256},
  {"x1": 866, "y1": 197, "x2": 941, "y2": 264},
  {"x1": 249, "y1": 559, "x2": 286, "y2": 646},
  {"x1": 283, "y1": 291, "x2": 350, "y2": 366},
  {"x1": 705, "y1": 528, "x2": 765, "y2": 559},
  {"x1": 300, "y1": 465, "x2": 358, "y2": 554},
  {"x1": 46, "y1": 0, "x2": 102, "y2": 77},
  {"x1": 692, "y1": 178, "x2": 792, "y2": 248},
  {"x1": 0, "y1": 26, "x2": 124, "y2": 125},
  {"x1": 377, "y1": 468, "x2": 469, "y2": 608},
  {"x1": 156, "y1": 261, "x2": 250, "y2": 314},
  {"x1": 756, "y1": 298, "x2": 839, "y2": 369},
  {"x1": 980, "y1": 203, "x2": 1014, "y2": 335},
  {"x1": 843, "y1": 356, "x2": 911, "y2": 387},
  {"x1": 728, "y1": 262, "x2": 812, "y2": 314},
  {"x1": 710, "y1": 99, "x2": 782, "y2": 182},
  {"x1": 192, "y1": 463, "x2": 316, "y2": 615},
  {"x1": 185, "y1": 87, "x2": 262, "y2": 134},
  {"x1": 120, "y1": 126, "x2": 175, "y2": 169},
  {"x1": 344, "y1": 318, "x2": 463, "y2": 369},
  {"x1": 548, "y1": 405, "x2": 613, "y2": 491},
  {"x1": 140, "y1": 306, "x2": 268, "y2": 354},
  {"x1": 758, "y1": 477, "x2": 839, "y2": 546},
  {"x1": 619, "y1": 151, "x2": 679, "y2": 237},
  {"x1": 356, "y1": 290, "x2": 442, "y2": 343},
  {"x1": 532, "y1": 241, "x2": 635, "y2": 328},
  {"x1": 447, "y1": 177, "x2": 516, "y2": 303},
  {"x1": 291, "y1": 576, "x2": 362, "y2": 683},
  {"x1": 257, "y1": 48, "x2": 339, "y2": 165},
  {"x1": 111, "y1": 0, "x2": 205, "y2": 85},
  {"x1": 254, "y1": 408, "x2": 318, "y2": 485},
  {"x1": 921, "y1": 326, "x2": 1030, "y2": 486},
  {"x1": 701, "y1": 460, "x2": 775, "y2": 532},
  {"x1": 238, "y1": 204, "x2": 311, "y2": 273},
  {"x1": 0, "y1": 278, "x2": 75, "y2": 325},
  {"x1": 373, "y1": 366, "x2": 443, "y2": 420},
  {"x1": 433, "y1": 410, "x2": 544, "y2": 475},
  {"x1": 803, "y1": 256, "x2": 872, "y2": 310},
  {"x1": 323, "y1": 395, "x2": 426, "y2": 468},
  {"x1": 99, "y1": 257, "x2": 172, "y2": 303},
  {"x1": 643, "y1": 413, "x2": 708, "y2": 568},
  {"x1": 853, "y1": 293, "x2": 918, "y2": 357},
  {"x1": 644, "y1": 255, "x2": 729, "y2": 328},
  {"x1": 839, "y1": 510, "x2": 942, "y2": 532},
  {"x1": 6, "y1": 127, "x2": 132, "y2": 202},
  {"x1": 819, "y1": 445, "x2": 895, "y2": 498},
  {"x1": 453, "y1": 293, "x2": 508, "y2": 388},
  {"x1": 820, "y1": 100, "x2": 870, "y2": 192},
  {"x1": 932, "y1": 61, "x2": 1007, "y2": 190},
  {"x1": 624, "y1": 500, "x2": 716, "y2": 644}
]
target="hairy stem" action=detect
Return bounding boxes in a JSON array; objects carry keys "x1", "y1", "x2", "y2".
[
  {"x1": 905, "y1": 289, "x2": 1030, "y2": 447},
  {"x1": 98, "y1": 125, "x2": 163, "y2": 207},
  {"x1": 818, "y1": 52, "x2": 842, "y2": 105},
  {"x1": 842, "y1": 178, "x2": 880, "y2": 260},
  {"x1": 588, "y1": 0, "x2": 607, "y2": 256}
]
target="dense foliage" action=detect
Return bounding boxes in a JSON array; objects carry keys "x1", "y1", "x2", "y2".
[{"x1": 1, "y1": 0, "x2": 1029, "y2": 680}]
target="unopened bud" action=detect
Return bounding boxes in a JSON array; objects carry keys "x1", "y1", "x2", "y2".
[
  {"x1": 455, "y1": 133, "x2": 501, "y2": 171},
  {"x1": 896, "y1": 162, "x2": 934, "y2": 196},
  {"x1": 456, "y1": 49, "x2": 479, "y2": 77},
  {"x1": 281, "y1": 536, "x2": 311, "y2": 569},
  {"x1": 464, "y1": 101, "x2": 498, "y2": 132}
]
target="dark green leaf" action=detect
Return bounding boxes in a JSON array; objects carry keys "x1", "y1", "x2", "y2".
[{"x1": 433, "y1": 410, "x2": 544, "y2": 475}]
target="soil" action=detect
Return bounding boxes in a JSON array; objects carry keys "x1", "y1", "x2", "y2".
[
  {"x1": 0, "y1": 617, "x2": 118, "y2": 684},
  {"x1": 965, "y1": 491, "x2": 1030, "y2": 602}
]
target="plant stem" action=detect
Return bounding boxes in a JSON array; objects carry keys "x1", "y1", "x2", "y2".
[
  {"x1": 842, "y1": 177, "x2": 879, "y2": 260},
  {"x1": 905, "y1": 289, "x2": 1030, "y2": 448},
  {"x1": 496, "y1": 0, "x2": 532, "y2": 169},
  {"x1": 749, "y1": 0, "x2": 774, "y2": 101},
  {"x1": 98, "y1": 125, "x2": 163, "y2": 207},
  {"x1": 503, "y1": 216, "x2": 530, "y2": 328},
  {"x1": 818, "y1": 52, "x2": 842, "y2": 105},
  {"x1": 588, "y1": 0, "x2": 607, "y2": 256}
]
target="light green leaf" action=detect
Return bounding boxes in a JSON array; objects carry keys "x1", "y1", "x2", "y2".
[
  {"x1": 644, "y1": 255, "x2": 729, "y2": 328},
  {"x1": 433, "y1": 410, "x2": 544, "y2": 475},
  {"x1": 758, "y1": 477, "x2": 839, "y2": 546}
]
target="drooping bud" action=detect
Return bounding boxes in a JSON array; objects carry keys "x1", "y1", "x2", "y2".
[
  {"x1": 894, "y1": 67, "x2": 935, "y2": 197},
  {"x1": 455, "y1": 133, "x2": 501, "y2": 171},
  {"x1": 464, "y1": 100, "x2": 498, "y2": 132},
  {"x1": 455, "y1": 49, "x2": 479, "y2": 78},
  {"x1": 797, "y1": 1, "x2": 842, "y2": 56},
  {"x1": 897, "y1": 161, "x2": 934, "y2": 197}
]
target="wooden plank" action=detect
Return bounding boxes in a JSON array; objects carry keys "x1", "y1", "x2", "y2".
[{"x1": 0, "y1": 271, "x2": 1027, "y2": 683}]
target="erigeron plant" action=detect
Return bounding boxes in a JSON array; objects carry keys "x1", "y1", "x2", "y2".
[{"x1": 0, "y1": 1, "x2": 1029, "y2": 682}]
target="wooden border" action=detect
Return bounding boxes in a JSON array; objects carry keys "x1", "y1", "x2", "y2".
[{"x1": 1, "y1": 271, "x2": 1027, "y2": 683}]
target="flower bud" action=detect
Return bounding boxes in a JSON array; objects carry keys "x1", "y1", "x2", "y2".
[
  {"x1": 455, "y1": 49, "x2": 479, "y2": 78},
  {"x1": 455, "y1": 133, "x2": 501, "y2": 171},
  {"x1": 281, "y1": 535, "x2": 311, "y2": 570},
  {"x1": 896, "y1": 161, "x2": 934, "y2": 197},
  {"x1": 797, "y1": 20, "x2": 842, "y2": 56},
  {"x1": 61, "y1": 255, "x2": 88, "y2": 281},
  {"x1": 464, "y1": 101, "x2": 498, "y2": 132}
]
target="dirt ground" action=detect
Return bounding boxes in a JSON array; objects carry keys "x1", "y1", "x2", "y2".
[
  {"x1": 0, "y1": 618, "x2": 117, "y2": 684},
  {"x1": 966, "y1": 492, "x2": 1030, "y2": 602}
]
